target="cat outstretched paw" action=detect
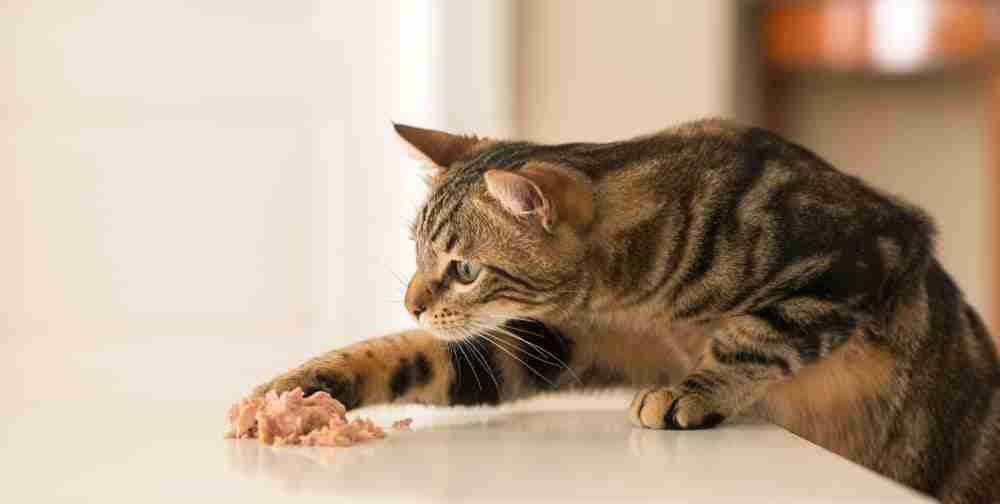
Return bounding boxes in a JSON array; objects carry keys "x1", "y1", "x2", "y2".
[
  {"x1": 628, "y1": 386, "x2": 725, "y2": 430},
  {"x1": 251, "y1": 359, "x2": 361, "y2": 410}
]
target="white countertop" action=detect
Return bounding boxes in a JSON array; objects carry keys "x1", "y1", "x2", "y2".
[{"x1": 3, "y1": 336, "x2": 929, "y2": 503}]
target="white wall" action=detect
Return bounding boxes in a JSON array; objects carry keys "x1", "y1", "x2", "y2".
[
  {"x1": 3, "y1": 1, "x2": 513, "y2": 347},
  {"x1": 344, "y1": 0, "x2": 515, "y2": 342},
  {"x1": 6, "y1": 1, "x2": 325, "y2": 340}
]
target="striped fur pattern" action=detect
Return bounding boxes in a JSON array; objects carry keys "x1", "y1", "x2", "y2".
[{"x1": 253, "y1": 120, "x2": 1000, "y2": 502}]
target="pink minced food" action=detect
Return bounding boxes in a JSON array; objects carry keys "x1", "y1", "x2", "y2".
[
  {"x1": 391, "y1": 417, "x2": 413, "y2": 430},
  {"x1": 225, "y1": 387, "x2": 412, "y2": 447}
]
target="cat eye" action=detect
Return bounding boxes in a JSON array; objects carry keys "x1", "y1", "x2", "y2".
[{"x1": 451, "y1": 260, "x2": 483, "y2": 284}]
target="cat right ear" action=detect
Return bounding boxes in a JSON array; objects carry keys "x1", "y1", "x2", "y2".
[{"x1": 392, "y1": 122, "x2": 483, "y2": 169}]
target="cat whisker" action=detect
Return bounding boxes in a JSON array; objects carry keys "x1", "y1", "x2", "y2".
[
  {"x1": 379, "y1": 259, "x2": 411, "y2": 294},
  {"x1": 455, "y1": 337, "x2": 483, "y2": 391},
  {"x1": 493, "y1": 327, "x2": 580, "y2": 385},
  {"x1": 473, "y1": 315, "x2": 581, "y2": 384},
  {"x1": 470, "y1": 322, "x2": 558, "y2": 389},
  {"x1": 480, "y1": 322, "x2": 562, "y2": 366},
  {"x1": 446, "y1": 343, "x2": 462, "y2": 387},
  {"x1": 462, "y1": 329, "x2": 501, "y2": 393}
]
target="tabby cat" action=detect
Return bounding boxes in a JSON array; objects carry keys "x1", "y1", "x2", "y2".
[{"x1": 252, "y1": 119, "x2": 1000, "y2": 502}]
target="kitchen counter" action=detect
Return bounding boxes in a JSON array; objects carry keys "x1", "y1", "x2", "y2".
[{"x1": 3, "y1": 337, "x2": 928, "y2": 503}]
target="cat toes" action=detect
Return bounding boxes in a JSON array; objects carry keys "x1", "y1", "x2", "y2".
[
  {"x1": 251, "y1": 362, "x2": 361, "y2": 410},
  {"x1": 304, "y1": 368, "x2": 361, "y2": 409},
  {"x1": 628, "y1": 386, "x2": 664, "y2": 428},
  {"x1": 628, "y1": 386, "x2": 725, "y2": 430}
]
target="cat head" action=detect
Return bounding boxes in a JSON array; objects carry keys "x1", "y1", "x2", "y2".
[{"x1": 395, "y1": 123, "x2": 595, "y2": 341}]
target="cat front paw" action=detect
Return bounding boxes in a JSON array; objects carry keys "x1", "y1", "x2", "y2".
[
  {"x1": 628, "y1": 386, "x2": 725, "y2": 430},
  {"x1": 251, "y1": 358, "x2": 362, "y2": 410}
]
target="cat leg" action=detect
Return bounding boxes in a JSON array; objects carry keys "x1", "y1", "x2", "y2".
[
  {"x1": 251, "y1": 330, "x2": 451, "y2": 409},
  {"x1": 250, "y1": 320, "x2": 584, "y2": 409},
  {"x1": 630, "y1": 297, "x2": 857, "y2": 429}
]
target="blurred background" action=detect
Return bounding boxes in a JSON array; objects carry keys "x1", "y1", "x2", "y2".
[{"x1": 4, "y1": 0, "x2": 998, "y2": 391}]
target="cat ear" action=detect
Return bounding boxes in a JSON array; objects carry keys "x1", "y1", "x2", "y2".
[
  {"x1": 393, "y1": 122, "x2": 483, "y2": 168},
  {"x1": 484, "y1": 169, "x2": 556, "y2": 232},
  {"x1": 485, "y1": 164, "x2": 595, "y2": 234}
]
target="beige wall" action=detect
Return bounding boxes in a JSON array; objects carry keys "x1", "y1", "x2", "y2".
[
  {"x1": 781, "y1": 73, "x2": 993, "y2": 323},
  {"x1": 514, "y1": 0, "x2": 738, "y2": 142}
]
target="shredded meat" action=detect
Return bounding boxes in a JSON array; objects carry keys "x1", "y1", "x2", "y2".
[
  {"x1": 224, "y1": 387, "x2": 406, "y2": 447},
  {"x1": 391, "y1": 418, "x2": 414, "y2": 430}
]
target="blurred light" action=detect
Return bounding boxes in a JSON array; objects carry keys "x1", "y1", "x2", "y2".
[{"x1": 872, "y1": 0, "x2": 934, "y2": 72}]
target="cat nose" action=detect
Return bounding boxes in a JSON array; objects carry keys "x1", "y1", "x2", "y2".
[
  {"x1": 404, "y1": 292, "x2": 421, "y2": 319},
  {"x1": 404, "y1": 273, "x2": 432, "y2": 321}
]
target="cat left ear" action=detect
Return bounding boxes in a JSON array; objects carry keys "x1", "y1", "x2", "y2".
[
  {"x1": 485, "y1": 163, "x2": 595, "y2": 234},
  {"x1": 484, "y1": 169, "x2": 556, "y2": 232},
  {"x1": 393, "y1": 122, "x2": 483, "y2": 168}
]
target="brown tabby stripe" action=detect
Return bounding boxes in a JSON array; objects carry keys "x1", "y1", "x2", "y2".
[
  {"x1": 680, "y1": 373, "x2": 716, "y2": 395},
  {"x1": 608, "y1": 212, "x2": 666, "y2": 300},
  {"x1": 625, "y1": 194, "x2": 695, "y2": 307},
  {"x1": 414, "y1": 204, "x2": 429, "y2": 235},
  {"x1": 672, "y1": 175, "x2": 773, "y2": 316},
  {"x1": 487, "y1": 265, "x2": 544, "y2": 292},
  {"x1": 480, "y1": 286, "x2": 540, "y2": 306},
  {"x1": 478, "y1": 285, "x2": 514, "y2": 302},
  {"x1": 421, "y1": 182, "x2": 459, "y2": 236},
  {"x1": 428, "y1": 198, "x2": 464, "y2": 244},
  {"x1": 710, "y1": 339, "x2": 791, "y2": 376},
  {"x1": 754, "y1": 304, "x2": 854, "y2": 364}
]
